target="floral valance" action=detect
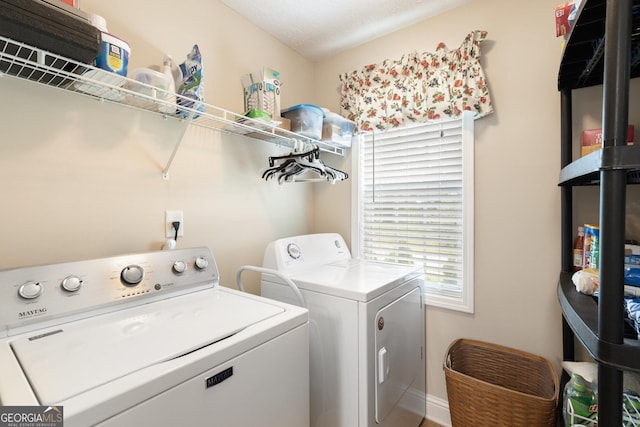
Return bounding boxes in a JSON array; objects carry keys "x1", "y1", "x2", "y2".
[{"x1": 339, "y1": 30, "x2": 493, "y2": 132}]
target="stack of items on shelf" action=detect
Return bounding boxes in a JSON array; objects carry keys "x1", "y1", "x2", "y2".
[
  {"x1": 555, "y1": 1, "x2": 582, "y2": 39},
  {"x1": 0, "y1": 0, "x2": 132, "y2": 99},
  {"x1": 0, "y1": 0, "x2": 201, "y2": 118},
  {"x1": 81, "y1": 40, "x2": 201, "y2": 118},
  {"x1": 69, "y1": 11, "x2": 131, "y2": 103},
  {"x1": 571, "y1": 224, "x2": 600, "y2": 295},
  {"x1": 562, "y1": 362, "x2": 640, "y2": 426},
  {"x1": 280, "y1": 104, "x2": 355, "y2": 147},
  {"x1": 581, "y1": 125, "x2": 635, "y2": 157},
  {"x1": 572, "y1": 223, "x2": 640, "y2": 338},
  {"x1": 239, "y1": 67, "x2": 295, "y2": 136},
  {"x1": 0, "y1": 0, "x2": 102, "y2": 68},
  {"x1": 625, "y1": 243, "x2": 640, "y2": 292},
  {"x1": 238, "y1": 72, "x2": 353, "y2": 181},
  {"x1": 242, "y1": 67, "x2": 282, "y2": 122},
  {"x1": 571, "y1": 224, "x2": 640, "y2": 294},
  {"x1": 626, "y1": 295, "x2": 640, "y2": 339},
  {"x1": 624, "y1": 243, "x2": 640, "y2": 338},
  {"x1": 241, "y1": 68, "x2": 356, "y2": 147}
]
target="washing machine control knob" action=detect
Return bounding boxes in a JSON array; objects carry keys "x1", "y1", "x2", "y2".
[
  {"x1": 287, "y1": 243, "x2": 301, "y2": 259},
  {"x1": 18, "y1": 281, "x2": 43, "y2": 299},
  {"x1": 173, "y1": 260, "x2": 187, "y2": 274},
  {"x1": 121, "y1": 265, "x2": 144, "y2": 286},
  {"x1": 61, "y1": 275, "x2": 83, "y2": 292},
  {"x1": 194, "y1": 257, "x2": 209, "y2": 270}
]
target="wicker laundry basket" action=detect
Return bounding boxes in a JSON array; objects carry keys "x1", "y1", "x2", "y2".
[{"x1": 444, "y1": 338, "x2": 559, "y2": 427}]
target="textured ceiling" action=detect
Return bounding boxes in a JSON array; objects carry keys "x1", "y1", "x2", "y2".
[{"x1": 220, "y1": 0, "x2": 473, "y2": 61}]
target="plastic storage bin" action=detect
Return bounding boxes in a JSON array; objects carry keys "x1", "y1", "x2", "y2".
[
  {"x1": 322, "y1": 112, "x2": 355, "y2": 147},
  {"x1": 126, "y1": 67, "x2": 175, "y2": 113},
  {"x1": 444, "y1": 338, "x2": 559, "y2": 427},
  {"x1": 281, "y1": 104, "x2": 324, "y2": 140},
  {"x1": 130, "y1": 68, "x2": 171, "y2": 93}
]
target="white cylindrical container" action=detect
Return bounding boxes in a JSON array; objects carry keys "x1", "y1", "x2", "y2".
[
  {"x1": 88, "y1": 13, "x2": 108, "y2": 32},
  {"x1": 161, "y1": 55, "x2": 177, "y2": 114}
]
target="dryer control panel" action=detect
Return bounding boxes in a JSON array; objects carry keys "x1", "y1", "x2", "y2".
[{"x1": 263, "y1": 233, "x2": 351, "y2": 272}]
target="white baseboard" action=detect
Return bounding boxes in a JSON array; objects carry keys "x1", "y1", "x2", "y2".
[{"x1": 426, "y1": 394, "x2": 451, "y2": 427}]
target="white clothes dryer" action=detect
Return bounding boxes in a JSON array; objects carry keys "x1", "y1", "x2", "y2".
[{"x1": 259, "y1": 233, "x2": 426, "y2": 427}]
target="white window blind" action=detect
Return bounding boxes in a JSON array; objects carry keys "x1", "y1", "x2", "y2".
[{"x1": 352, "y1": 111, "x2": 474, "y2": 313}]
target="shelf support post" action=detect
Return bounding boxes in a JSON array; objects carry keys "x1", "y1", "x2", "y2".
[
  {"x1": 162, "y1": 115, "x2": 194, "y2": 180},
  {"x1": 597, "y1": 0, "x2": 632, "y2": 424},
  {"x1": 561, "y1": 89, "x2": 574, "y2": 274}
]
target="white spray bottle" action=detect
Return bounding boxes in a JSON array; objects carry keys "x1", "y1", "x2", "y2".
[{"x1": 161, "y1": 54, "x2": 176, "y2": 114}]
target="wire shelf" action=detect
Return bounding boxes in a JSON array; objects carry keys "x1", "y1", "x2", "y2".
[{"x1": 0, "y1": 35, "x2": 345, "y2": 161}]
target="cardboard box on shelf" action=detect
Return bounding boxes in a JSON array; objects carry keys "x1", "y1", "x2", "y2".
[
  {"x1": 555, "y1": 2, "x2": 578, "y2": 38},
  {"x1": 237, "y1": 115, "x2": 291, "y2": 141},
  {"x1": 277, "y1": 117, "x2": 291, "y2": 131},
  {"x1": 581, "y1": 125, "x2": 634, "y2": 156}
]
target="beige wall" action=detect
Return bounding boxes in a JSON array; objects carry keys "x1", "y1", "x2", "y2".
[
  {"x1": 1, "y1": 0, "x2": 599, "y2": 422},
  {"x1": 314, "y1": 0, "x2": 566, "y2": 417}
]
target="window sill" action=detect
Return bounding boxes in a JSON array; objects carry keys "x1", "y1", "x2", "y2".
[{"x1": 424, "y1": 291, "x2": 474, "y2": 314}]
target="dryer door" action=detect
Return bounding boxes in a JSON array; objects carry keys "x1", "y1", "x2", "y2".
[{"x1": 374, "y1": 286, "x2": 423, "y2": 423}]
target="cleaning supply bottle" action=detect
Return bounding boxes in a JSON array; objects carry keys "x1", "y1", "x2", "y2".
[
  {"x1": 160, "y1": 54, "x2": 176, "y2": 114},
  {"x1": 563, "y1": 373, "x2": 598, "y2": 426},
  {"x1": 573, "y1": 226, "x2": 585, "y2": 272}
]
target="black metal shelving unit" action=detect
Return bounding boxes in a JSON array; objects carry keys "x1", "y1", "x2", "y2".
[{"x1": 558, "y1": 0, "x2": 640, "y2": 425}]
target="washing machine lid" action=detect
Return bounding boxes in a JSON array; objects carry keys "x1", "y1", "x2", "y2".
[
  {"x1": 10, "y1": 288, "x2": 284, "y2": 405},
  {"x1": 284, "y1": 259, "x2": 422, "y2": 301}
]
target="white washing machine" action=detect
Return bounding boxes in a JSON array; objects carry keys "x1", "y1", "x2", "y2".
[
  {"x1": 0, "y1": 247, "x2": 309, "y2": 427},
  {"x1": 259, "y1": 233, "x2": 426, "y2": 427}
]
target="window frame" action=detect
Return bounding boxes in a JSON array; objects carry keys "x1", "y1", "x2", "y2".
[{"x1": 351, "y1": 111, "x2": 474, "y2": 313}]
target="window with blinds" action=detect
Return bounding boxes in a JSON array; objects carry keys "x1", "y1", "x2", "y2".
[{"x1": 353, "y1": 111, "x2": 474, "y2": 313}]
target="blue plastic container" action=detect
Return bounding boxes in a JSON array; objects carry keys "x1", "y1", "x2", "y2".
[{"x1": 95, "y1": 32, "x2": 130, "y2": 76}]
